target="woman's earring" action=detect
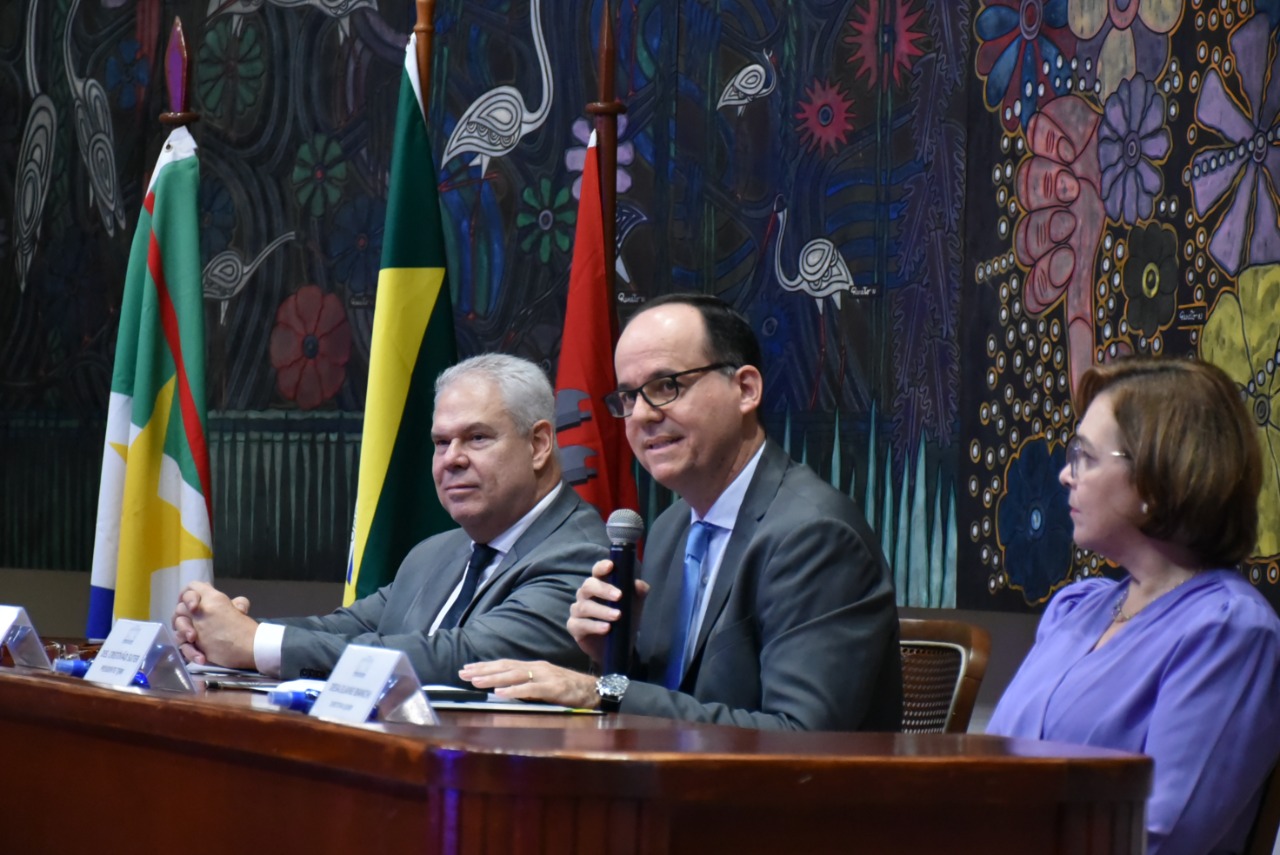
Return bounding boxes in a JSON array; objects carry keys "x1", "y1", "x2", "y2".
[{"x1": 1141, "y1": 502, "x2": 1150, "y2": 515}]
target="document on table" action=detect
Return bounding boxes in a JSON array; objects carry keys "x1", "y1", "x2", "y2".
[{"x1": 430, "y1": 698, "x2": 602, "y2": 714}]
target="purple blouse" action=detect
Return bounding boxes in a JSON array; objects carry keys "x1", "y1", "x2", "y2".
[{"x1": 988, "y1": 571, "x2": 1280, "y2": 855}]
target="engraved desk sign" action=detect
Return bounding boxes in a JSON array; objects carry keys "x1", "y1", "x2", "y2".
[
  {"x1": 0, "y1": 606, "x2": 52, "y2": 669},
  {"x1": 84, "y1": 619, "x2": 195, "y2": 693},
  {"x1": 310, "y1": 645, "x2": 438, "y2": 726}
]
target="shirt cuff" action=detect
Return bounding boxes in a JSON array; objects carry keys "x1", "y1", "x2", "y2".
[{"x1": 253, "y1": 622, "x2": 285, "y2": 677}]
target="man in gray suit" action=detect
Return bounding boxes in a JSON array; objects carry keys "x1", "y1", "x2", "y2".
[
  {"x1": 461, "y1": 295, "x2": 902, "y2": 730},
  {"x1": 172, "y1": 354, "x2": 610, "y2": 683}
]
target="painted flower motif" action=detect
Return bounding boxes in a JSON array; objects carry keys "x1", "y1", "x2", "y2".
[
  {"x1": 975, "y1": 0, "x2": 1076, "y2": 131},
  {"x1": 516, "y1": 178, "x2": 574, "y2": 264},
  {"x1": 326, "y1": 196, "x2": 385, "y2": 296},
  {"x1": 196, "y1": 19, "x2": 266, "y2": 123},
  {"x1": 269, "y1": 285, "x2": 352, "y2": 410},
  {"x1": 1069, "y1": 0, "x2": 1181, "y2": 101},
  {"x1": 1189, "y1": 15, "x2": 1280, "y2": 276},
  {"x1": 1098, "y1": 74, "x2": 1170, "y2": 224},
  {"x1": 564, "y1": 116, "x2": 634, "y2": 200},
  {"x1": 291, "y1": 134, "x2": 348, "y2": 219},
  {"x1": 844, "y1": 0, "x2": 929, "y2": 90},
  {"x1": 1120, "y1": 222, "x2": 1177, "y2": 340},
  {"x1": 199, "y1": 177, "x2": 235, "y2": 263},
  {"x1": 795, "y1": 79, "x2": 856, "y2": 156},
  {"x1": 104, "y1": 39, "x2": 150, "y2": 110},
  {"x1": 1200, "y1": 263, "x2": 1280, "y2": 559},
  {"x1": 997, "y1": 438, "x2": 1073, "y2": 604},
  {"x1": 1013, "y1": 94, "x2": 1105, "y2": 392}
]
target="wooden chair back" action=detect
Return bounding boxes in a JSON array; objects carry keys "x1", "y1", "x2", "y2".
[{"x1": 899, "y1": 618, "x2": 991, "y2": 734}]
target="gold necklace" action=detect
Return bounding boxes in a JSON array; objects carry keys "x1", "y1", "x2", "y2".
[{"x1": 1111, "y1": 575, "x2": 1195, "y2": 623}]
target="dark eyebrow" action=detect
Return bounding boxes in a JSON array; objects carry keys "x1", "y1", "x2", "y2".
[{"x1": 617, "y1": 369, "x2": 677, "y2": 391}]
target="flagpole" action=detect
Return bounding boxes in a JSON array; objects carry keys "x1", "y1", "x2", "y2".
[
  {"x1": 415, "y1": 0, "x2": 436, "y2": 107},
  {"x1": 587, "y1": 0, "x2": 626, "y2": 298}
]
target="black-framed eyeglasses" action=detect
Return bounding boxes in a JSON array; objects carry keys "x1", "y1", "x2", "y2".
[
  {"x1": 604, "y1": 363, "x2": 736, "y2": 418},
  {"x1": 1066, "y1": 436, "x2": 1131, "y2": 479}
]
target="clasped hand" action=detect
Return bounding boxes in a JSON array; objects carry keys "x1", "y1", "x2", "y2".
[{"x1": 171, "y1": 580, "x2": 257, "y2": 669}]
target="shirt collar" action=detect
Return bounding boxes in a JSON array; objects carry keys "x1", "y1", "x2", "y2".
[
  {"x1": 481, "y1": 482, "x2": 563, "y2": 555},
  {"x1": 691, "y1": 443, "x2": 765, "y2": 532}
]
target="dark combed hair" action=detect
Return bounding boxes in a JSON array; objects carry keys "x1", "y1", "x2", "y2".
[
  {"x1": 630, "y1": 293, "x2": 763, "y2": 373},
  {"x1": 1076, "y1": 357, "x2": 1261, "y2": 568}
]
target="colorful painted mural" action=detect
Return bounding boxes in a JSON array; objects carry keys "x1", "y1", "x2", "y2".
[
  {"x1": 962, "y1": 0, "x2": 1280, "y2": 609},
  {"x1": 1, "y1": 0, "x2": 1276, "y2": 613}
]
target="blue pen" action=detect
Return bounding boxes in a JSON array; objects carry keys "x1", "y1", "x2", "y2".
[
  {"x1": 54, "y1": 658, "x2": 150, "y2": 688},
  {"x1": 267, "y1": 689, "x2": 378, "y2": 721},
  {"x1": 267, "y1": 689, "x2": 321, "y2": 713}
]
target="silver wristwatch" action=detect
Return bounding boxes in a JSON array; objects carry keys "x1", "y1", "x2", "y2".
[{"x1": 596, "y1": 674, "x2": 629, "y2": 712}]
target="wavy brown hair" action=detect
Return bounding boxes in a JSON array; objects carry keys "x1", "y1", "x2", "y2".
[{"x1": 1076, "y1": 357, "x2": 1261, "y2": 568}]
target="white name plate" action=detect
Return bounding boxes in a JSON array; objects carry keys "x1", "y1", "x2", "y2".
[
  {"x1": 310, "y1": 645, "x2": 437, "y2": 726},
  {"x1": 0, "y1": 606, "x2": 52, "y2": 670},
  {"x1": 85, "y1": 620, "x2": 195, "y2": 693}
]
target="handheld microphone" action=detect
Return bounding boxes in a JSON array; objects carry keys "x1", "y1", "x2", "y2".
[{"x1": 602, "y1": 509, "x2": 644, "y2": 676}]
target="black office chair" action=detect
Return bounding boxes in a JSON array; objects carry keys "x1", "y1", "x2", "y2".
[
  {"x1": 1245, "y1": 759, "x2": 1280, "y2": 855},
  {"x1": 899, "y1": 618, "x2": 991, "y2": 734}
]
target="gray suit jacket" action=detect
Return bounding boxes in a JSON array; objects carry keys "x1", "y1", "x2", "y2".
[
  {"x1": 270, "y1": 484, "x2": 609, "y2": 682},
  {"x1": 622, "y1": 440, "x2": 902, "y2": 731}
]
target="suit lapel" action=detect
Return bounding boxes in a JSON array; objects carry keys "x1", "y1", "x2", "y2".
[
  {"x1": 462, "y1": 482, "x2": 580, "y2": 618},
  {"x1": 687, "y1": 440, "x2": 788, "y2": 668},
  {"x1": 401, "y1": 535, "x2": 471, "y2": 630}
]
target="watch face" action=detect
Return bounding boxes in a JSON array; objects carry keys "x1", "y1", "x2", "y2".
[{"x1": 597, "y1": 674, "x2": 628, "y2": 700}]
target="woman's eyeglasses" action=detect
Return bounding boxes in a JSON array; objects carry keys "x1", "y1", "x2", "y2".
[{"x1": 1066, "y1": 437, "x2": 1131, "y2": 479}]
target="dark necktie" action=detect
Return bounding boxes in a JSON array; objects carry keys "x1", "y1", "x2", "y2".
[
  {"x1": 664, "y1": 521, "x2": 714, "y2": 690},
  {"x1": 437, "y1": 543, "x2": 498, "y2": 630}
]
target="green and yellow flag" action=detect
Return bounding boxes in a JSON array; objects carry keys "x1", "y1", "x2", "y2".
[
  {"x1": 88, "y1": 125, "x2": 213, "y2": 638},
  {"x1": 345, "y1": 35, "x2": 457, "y2": 604}
]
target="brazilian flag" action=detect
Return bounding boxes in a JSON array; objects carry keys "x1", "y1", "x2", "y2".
[{"x1": 345, "y1": 34, "x2": 458, "y2": 604}]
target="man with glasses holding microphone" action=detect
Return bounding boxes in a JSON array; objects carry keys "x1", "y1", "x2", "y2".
[{"x1": 462, "y1": 294, "x2": 902, "y2": 731}]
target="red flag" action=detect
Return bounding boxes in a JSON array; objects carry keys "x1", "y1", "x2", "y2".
[{"x1": 555, "y1": 130, "x2": 639, "y2": 517}]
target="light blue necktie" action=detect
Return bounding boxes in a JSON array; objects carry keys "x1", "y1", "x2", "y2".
[{"x1": 664, "y1": 521, "x2": 714, "y2": 690}]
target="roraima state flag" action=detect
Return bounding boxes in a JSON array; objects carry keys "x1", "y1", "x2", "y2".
[{"x1": 88, "y1": 125, "x2": 213, "y2": 639}]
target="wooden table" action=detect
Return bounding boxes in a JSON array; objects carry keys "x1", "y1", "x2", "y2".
[{"x1": 0, "y1": 667, "x2": 1150, "y2": 853}]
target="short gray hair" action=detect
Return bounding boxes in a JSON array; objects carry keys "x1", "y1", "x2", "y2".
[{"x1": 435, "y1": 354, "x2": 555, "y2": 436}]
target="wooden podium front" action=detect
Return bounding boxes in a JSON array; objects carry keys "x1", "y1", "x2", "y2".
[{"x1": 0, "y1": 668, "x2": 1149, "y2": 853}]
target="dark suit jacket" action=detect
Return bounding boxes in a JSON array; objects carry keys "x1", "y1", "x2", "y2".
[
  {"x1": 270, "y1": 484, "x2": 609, "y2": 682},
  {"x1": 622, "y1": 440, "x2": 902, "y2": 731}
]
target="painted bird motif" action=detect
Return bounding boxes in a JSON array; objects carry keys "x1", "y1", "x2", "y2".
[
  {"x1": 14, "y1": 0, "x2": 58, "y2": 291},
  {"x1": 443, "y1": 0, "x2": 552, "y2": 177},
  {"x1": 203, "y1": 231, "x2": 296, "y2": 324},
  {"x1": 717, "y1": 51, "x2": 777, "y2": 116},
  {"x1": 65, "y1": 0, "x2": 126, "y2": 237},
  {"x1": 772, "y1": 197, "x2": 855, "y2": 314}
]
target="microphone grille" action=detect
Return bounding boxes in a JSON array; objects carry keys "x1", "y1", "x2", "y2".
[{"x1": 606, "y1": 509, "x2": 645, "y2": 544}]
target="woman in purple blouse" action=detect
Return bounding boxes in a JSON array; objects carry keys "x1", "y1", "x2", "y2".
[{"x1": 987, "y1": 357, "x2": 1280, "y2": 855}]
